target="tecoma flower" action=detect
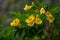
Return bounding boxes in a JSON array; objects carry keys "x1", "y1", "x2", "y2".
[
  {"x1": 40, "y1": 8, "x2": 46, "y2": 14},
  {"x1": 10, "y1": 18, "x2": 22, "y2": 28},
  {"x1": 35, "y1": 17, "x2": 42, "y2": 24},
  {"x1": 47, "y1": 16, "x2": 55, "y2": 23},
  {"x1": 24, "y1": 5, "x2": 33, "y2": 11},
  {"x1": 45, "y1": 11, "x2": 52, "y2": 17}
]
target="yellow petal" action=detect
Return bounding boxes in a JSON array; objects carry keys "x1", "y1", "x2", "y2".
[
  {"x1": 35, "y1": 17, "x2": 42, "y2": 24},
  {"x1": 10, "y1": 18, "x2": 21, "y2": 26},
  {"x1": 24, "y1": 5, "x2": 33, "y2": 11},
  {"x1": 10, "y1": 21, "x2": 19, "y2": 26},
  {"x1": 40, "y1": 8, "x2": 46, "y2": 14},
  {"x1": 25, "y1": 14, "x2": 35, "y2": 23},
  {"x1": 45, "y1": 11, "x2": 52, "y2": 17},
  {"x1": 47, "y1": 16, "x2": 55, "y2": 23},
  {"x1": 27, "y1": 21, "x2": 34, "y2": 27}
]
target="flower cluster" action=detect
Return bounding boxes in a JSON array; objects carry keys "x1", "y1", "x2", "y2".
[
  {"x1": 10, "y1": 2, "x2": 55, "y2": 28},
  {"x1": 40, "y1": 8, "x2": 55, "y2": 23},
  {"x1": 25, "y1": 14, "x2": 42, "y2": 26},
  {"x1": 45, "y1": 11, "x2": 55, "y2": 23},
  {"x1": 24, "y1": 3, "x2": 55, "y2": 23}
]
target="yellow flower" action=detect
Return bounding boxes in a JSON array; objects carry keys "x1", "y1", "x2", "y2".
[
  {"x1": 27, "y1": 21, "x2": 34, "y2": 27},
  {"x1": 35, "y1": 17, "x2": 42, "y2": 24},
  {"x1": 25, "y1": 14, "x2": 35, "y2": 26},
  {"x1": 47, "y1": 16, "x2": 55, "y2": 23},
  {"x1": 24, "y1": 5, "x2": 33, "y2": 11},
  {"x1": 10, "y1": 18, "x2": 20, "y2": 26},
  {"x1": 25, "y1": 14, "x2": 35, "y2": 23},
  {"x1": 35, "y1": 9, "x2": 39, "y2": 13},
  {"x1": 10, "y1": 18, "x2": 22, "y2": 28},
  {"x1": 40, "y1": 8, "x2": 46, "y2": 14},
  {"x1": 45, "y1": 11, "x2": 52, "y2": 17}
]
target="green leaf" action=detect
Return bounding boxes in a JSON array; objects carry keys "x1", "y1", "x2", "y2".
[
  {"x1": 10, "y1": 11, "x2": 21, "y2": 18},
  {"x1": 1, "y1": 27, "x2": 17, "y2": 40}
]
